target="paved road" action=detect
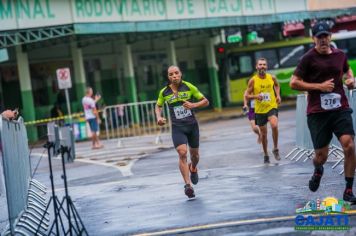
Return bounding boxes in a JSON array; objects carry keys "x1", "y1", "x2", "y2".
[{"x1": 2, "y1": 109, "x2": 356, "y2": 235}]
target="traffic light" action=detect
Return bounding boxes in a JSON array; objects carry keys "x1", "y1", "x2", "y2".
[{"x1": 217, "y1": 47, "x2": 225, "y2": 54}]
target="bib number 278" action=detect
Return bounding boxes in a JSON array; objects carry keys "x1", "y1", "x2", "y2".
[{"x1": 320, "y1": 93, "x2": 341, "y2": 110}]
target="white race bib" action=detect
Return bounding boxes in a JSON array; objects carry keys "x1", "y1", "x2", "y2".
[
  {"x1": 250, "y1": 100, "x2": 255, "y2": 108},
  {"x1": 320, "y1": 93, "x2": 341, "y2": 110},
  {"x1": 260, "y1": 93, "x2": 271, "y2": 102},
  {"x1": 174, "y1": 106, "x2": 192, "y2": 119}
]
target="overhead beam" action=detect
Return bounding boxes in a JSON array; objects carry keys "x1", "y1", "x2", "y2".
[{"x1": 0, "y1": 25, "x2": 74, "y2": 49}]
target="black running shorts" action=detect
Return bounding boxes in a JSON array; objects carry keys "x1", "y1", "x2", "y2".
[
  {"x1": 171, "y1": 123, "x2": 199, "y2": 148},
  {"x1": 307, "y1": 109, "x2": 355, "y2": 149},
  {"x1": 255, "y1": 108, "x2": 278, "y2": 126}
]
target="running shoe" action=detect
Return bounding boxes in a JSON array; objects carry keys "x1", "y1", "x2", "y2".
[
  {"x1": 343, "y1": 189, "x2": 356, "y2": 203},
  {"x1": 272, "y1": 148, "x2": 281, "y2": 161},
  {"x1": 264, "y1": 155, "x2": 270, "y2": 164},
  {"x1": 184, "y1": 184, "x2": 195, "y2": 199},
  {"x1": 189, "y1": 163, "x2": 199, "y2": 185},
  {"x1": 308, "y1": 168, "x2": 323, "y2": 192}
]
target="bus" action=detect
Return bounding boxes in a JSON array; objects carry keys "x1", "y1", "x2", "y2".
[{"x1": 216, "y1": 31, "x2": 356, "y2": 105}]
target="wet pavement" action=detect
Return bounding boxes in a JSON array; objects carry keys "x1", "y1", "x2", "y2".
[{"x1": 2, "y1": 107, "x2": 356, "y2": 235}]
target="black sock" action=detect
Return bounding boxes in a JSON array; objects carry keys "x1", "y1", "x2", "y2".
[
  {"x1": 345, "y1": 177, "x2": 354, "y2": 190},
  {"x1": 314, "y1": 165, "x2": 324, "y2": 175}
]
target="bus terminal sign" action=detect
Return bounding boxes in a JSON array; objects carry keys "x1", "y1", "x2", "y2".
[
  {"x1": 1, "y1": 0, "x2": 353, "y2": 31},
  {"x1": 56, "y1": 68, "x2": 72, "y2": 90}
]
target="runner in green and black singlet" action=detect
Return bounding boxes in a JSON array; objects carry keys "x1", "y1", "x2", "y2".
[{"x1": 155, "y1": 66, "x2": 209, "y2": 199}]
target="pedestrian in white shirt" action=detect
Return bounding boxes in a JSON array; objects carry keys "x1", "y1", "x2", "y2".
[{"x1": 82, "y1": 87, "x2": 103, "y2": 149}]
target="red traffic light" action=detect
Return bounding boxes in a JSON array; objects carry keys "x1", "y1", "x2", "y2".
[{"x1": 217, "y1": 47, "x2": 225, "y2": 53}]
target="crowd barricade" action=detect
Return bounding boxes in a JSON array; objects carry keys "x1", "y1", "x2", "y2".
[
  {"x1": 329, "y1": 89, "x2": 356, "y2": 175},
  {"x1": 285, "y1": 94, "x2": 314, "y2": 162},
  {"x1": 47, "y1": 122, "x2": 76, "y2": 162},
  {"x1": 287, "y1": 89, "x2": 356, "y2": 175},
  {"x1": 103, "y1": 101, "x2": 171, "y2": 145},
  {"x1": 0, "y1": 116, "x2": 49, "y2": 236}
]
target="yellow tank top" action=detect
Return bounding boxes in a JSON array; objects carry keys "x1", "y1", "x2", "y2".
[{"x1": 253, "y1": 73, "x2": 278, "y2": 114}]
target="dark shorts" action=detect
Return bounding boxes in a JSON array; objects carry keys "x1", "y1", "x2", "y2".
[
  {"x1": 255, "y1": 108, "x2": 278, "y2": 126},
  {"x1": 248, "y1": 108, "x2": 255, "y2": 121},
  {"x1": 172, "y1": 123, "x2": 199, "y2": 148},
  {"x1": 87, "y1": 118, "x2": 98, "y2": 133},
  {"x1": 307, "y1": 109, "x2": 355, "y2": 149}
]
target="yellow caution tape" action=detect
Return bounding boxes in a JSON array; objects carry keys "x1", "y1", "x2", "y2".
[
  {"x1": 24, "y1": 109, "x2": 104, "y2": 126},
  {"x1": 24, "y1": 112, "x2": 83, "y2": 125}
]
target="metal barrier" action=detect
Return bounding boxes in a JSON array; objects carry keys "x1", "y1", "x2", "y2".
[
  {"x1": 104, "y1": 101, "x2": 171, "y2": 144},
  {"x1": 329, "y1": 89, "x2": 356, "y2": 175},
  {"x1": 287, "y1": 89, "x2": 356, "y2": 175},
  {"x1": 0, "y1": 116, "x2": 49, "y2": 235},
  {"x1": 285, "y1": 94, "x2": 314, "y2": 162},
  {"x1": 47, "y1": 122, "x2": 76, "y2": 162}
]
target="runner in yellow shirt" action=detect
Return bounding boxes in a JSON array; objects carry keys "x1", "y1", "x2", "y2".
[{"x1": 246, "y1": 58, "x2": 281, "y2": 163}]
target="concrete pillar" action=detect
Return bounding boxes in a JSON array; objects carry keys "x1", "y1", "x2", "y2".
[
  {"x1": 94, "y1": 70, "x2": 103, "y2": 94},
  {"x1": 16, "y1": 45, "x2": 38, "y2": 141},
  {"x1": 205, "y1": 37, "x2": 222, "y2": 110},
  {"x1": 122, "y1": 43, "x2": 138, "y2": 103},
  {"x1": 122, "y1": 43, "x2": 139, "y2": 122},
  {"x1": 71, "y1": 42, "x2": 86, "y2": 102},
  {"x1": 167, "y1": 41, "x2": 177, "y2": 66}
]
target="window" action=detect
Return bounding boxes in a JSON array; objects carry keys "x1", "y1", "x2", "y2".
[
  {"x1": 278, "y1": 46, "x2": 304, "y2": 68},
  {"x1": 228, "y1": 55, "x2": 239, "y2": 77},
  {"x1": 239, "y1": 56, "x2": 253, "y2": 74},
  {"x1": 254, "y1": 49, "x2": 279, "y2": 69},
  {"x1": 227, "y1": 54, "x2": 253, "y2": 78}
]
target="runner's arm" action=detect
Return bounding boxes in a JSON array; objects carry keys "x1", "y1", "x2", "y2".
[
  {"x1": 183, "y1": 83, "x2": 209, "y2": 109},
  {"x1": 290, "y1": 75, "x2": 335, "y2": 92},
  {"x1": 344, "y1": 68, "x2": 355, "y2": 89},
  {"x1": 246, "y1": 79, "x2": 259, "y2": 100},
  {"x1": 183, "y1": 97, "x2": 209, "y2": 109},
  {"x1": 155, "y1": 105, "x2": 163, "y2": 120},
  {"x1": 155, "y1": 90, "x2": 166, "y2": 122},
  {"x1": 195, "y1": 97, "x2": 209, "y2": 108},
  {"x1": 272, "y1": 75, "x2": 281, "y2": 104},
  {"x1": 155, "y1": 104, "x2": 166, "y2": 126},
  {"x1": 243, "y1": 89, "x2": 248, "y2": 108}
]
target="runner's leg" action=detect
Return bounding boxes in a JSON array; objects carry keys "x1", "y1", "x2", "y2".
[
  {"x1": 269, "y1": 115, "x2": 278, "y2": 150},
  {"x1": 309, "y1": 146, "x2": 328, "y2": 192},
  {"x1": 339, "y1": 134, "x2": 356, "y2": 202},
  {"x1": 339, "y1": 134, "x2": 355, "y2": 178},
  {"x1": 176, "y1": 144, "x2": 191, "y2": 185},
  {"x1": 250, "y1": 120, "x2": 261, "y2": 143},
  {"x1": 259, "y1": 125, "x2": 268, "y2": 156},
  {"x1": 190, "y1": 148, "x2": 199, "y2": 169}
]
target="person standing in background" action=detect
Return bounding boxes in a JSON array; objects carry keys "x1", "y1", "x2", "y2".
[{"x1": 82, "y1": 87, "x2": 103, "y2": 149}]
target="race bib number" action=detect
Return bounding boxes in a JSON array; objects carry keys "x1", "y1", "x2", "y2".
[
  {"x1": 174, "y1": 106, "x2": 192, "y2": 119},
  {"x1": 260, "y1": 93, "x2": 271, "y2": 102},
  {"x1": 320, "y1": 93, "x2": 341, "y2": 110},
  {"x1": 250, "y1": 100, "x2": 255, "y2": 108}
]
